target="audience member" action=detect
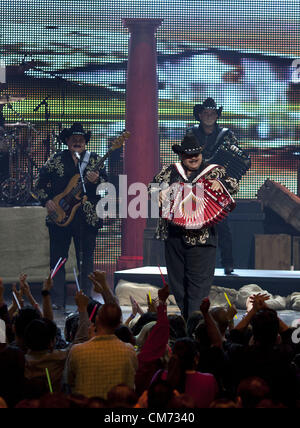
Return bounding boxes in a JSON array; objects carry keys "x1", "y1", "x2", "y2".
[
  {"x1": 107, "y1": 384, "x2": 138, "y2": 408},
  {"x1": 168, "y1": 313, "x2": 187, "y2": 347},
  {"x1": 225, "y1": 294, "x2": 298, "y2": 407},
  {"x1": 67, "y1": 302, "x2": 138, "y2": 399},
  {"x1": 115, "y1": 325, "x2": 136, "y2": 346},
  {"x1": 1, "y1": 269, "x2": 300, "y2": 409},
  {"x1": 24, "y1": 318, "x2": 67, "y2": 393},
  {"x1": 236, "y1": 376, "x2": 271, "y2": 408},
  {"x1": 0, "y1": 397, "x2": 8, "y2": 408},
  {"x1": 134, "y1": 283, "x2": 170, "y2": 396},
  {"x1": 152, "y1": 337, "x2": 218, "y2": 408}
]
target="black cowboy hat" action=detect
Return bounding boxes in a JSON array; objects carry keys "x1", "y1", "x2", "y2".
[
  {"x1": 193, "y1": 97, "x2": 223, "y2": 122},
  {"x1": 59, "y1": 122, "x2": 92, "y2": 145},
  {"x1": 172, "y1": 134, "x2": 204, "y2": 156}
]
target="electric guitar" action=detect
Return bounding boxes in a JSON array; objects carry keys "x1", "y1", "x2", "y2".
[{"x1": 48, "y1": 130, "x2": 130, "y2": 227}]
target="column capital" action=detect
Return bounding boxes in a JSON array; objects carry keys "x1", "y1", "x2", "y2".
[{"x1": 122, "y1": 18, "x2": 163, "y2": 34}]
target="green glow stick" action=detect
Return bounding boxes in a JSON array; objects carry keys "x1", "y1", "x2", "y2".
[{"x1": 45, "y1": 368, "x2": 53, "y2": 394}]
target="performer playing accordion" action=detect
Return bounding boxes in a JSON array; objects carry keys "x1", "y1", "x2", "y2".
[{"x1": 149, "y1": 134, "x2": 239, "y2": 320}]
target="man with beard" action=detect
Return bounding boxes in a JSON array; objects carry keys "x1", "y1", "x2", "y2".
[{"x1": 35, "y1": 123, "x2": 107, "y2": 309}]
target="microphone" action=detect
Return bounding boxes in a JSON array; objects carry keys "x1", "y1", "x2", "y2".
[{"x1": 74, "y1": 152, "x2": 81, "y2": 160}]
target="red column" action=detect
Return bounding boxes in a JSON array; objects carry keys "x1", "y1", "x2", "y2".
[{"x1": 117, "y1": 18, "x2": 163, "y2": 271}]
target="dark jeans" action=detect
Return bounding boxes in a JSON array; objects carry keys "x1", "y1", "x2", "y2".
[
  {"x1": 165, "y1": 236, "x2": 216, "y2": 320},
  {"x1": 48, "y1": 215, "x2": 97, "y2": 307},
  {"x1": 217, "y1": 217, "x2": 234, "y2": 268}
]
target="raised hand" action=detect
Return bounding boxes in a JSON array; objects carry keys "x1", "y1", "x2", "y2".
[
  {"x1": 43, "y1": 273, "x2": 54, "y2": 292},
  {"x1": 226, "y1": 304, "x2": 238, "y2": 320},
  {"x1": 200, "y1": 297, "x2": 210, "y2": 314},
  {"x1": 75, "y1": 291, "x2": 89, "y2": 313},
  {"x1": 158, "y1": 283, "x2": 170, "y2": 303},
  {"x1": 147, "y1": 293, "x2": 158, "y2": 313},
  {"x1": 92, "y1": 271, "x2": 107, "y2": 286},
  {"x1": 249, "y1": 293, "x2": 270, "y2": 311},
  {"x1": 130, "y1": 295, "x2": 144, "y2": 316},
  {"x1": 19, "y1": 273, "x2": 31, "y2": 297},
  {"x1": 88, "y1": 273, "x2": 105, "y2": 295}
]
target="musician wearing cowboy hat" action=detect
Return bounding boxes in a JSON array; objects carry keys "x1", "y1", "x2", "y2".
[
  {"x1": 149, "y1": 134, "x2": 239, "y2": 320},
  {"x1": 187, "y1": 97, "x2": 249, "y2": 275},
  {"x1": 35, "y1": 122, "x2": 108, "y2": 309}
]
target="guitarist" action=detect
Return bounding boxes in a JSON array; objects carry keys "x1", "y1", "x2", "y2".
[{"x1": 35, "y1": 122, "x2": 108, "y2": 309}]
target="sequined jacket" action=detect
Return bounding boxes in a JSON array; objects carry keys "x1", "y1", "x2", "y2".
[
  {"x1": 149, "y1": 163, "x2": 239, "y2": 247},
  {"x1": 34, "y1": 150, "x2": 107, "y2": 230}
]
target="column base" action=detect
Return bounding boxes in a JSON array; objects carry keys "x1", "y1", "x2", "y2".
[{"x1": 116, "y1": 256, "x2": 144, "y2": 271}]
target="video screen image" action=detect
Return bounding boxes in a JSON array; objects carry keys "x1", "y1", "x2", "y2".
[{"x1": 1, "y1": 0, "x2": 299, "y2": 272}]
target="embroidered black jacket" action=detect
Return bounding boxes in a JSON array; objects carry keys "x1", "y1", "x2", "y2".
[{"x1": 34, "y1": 150, "x2": 108, "y2": 230}]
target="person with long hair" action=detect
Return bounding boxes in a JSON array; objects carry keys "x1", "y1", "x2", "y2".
[{"x1": 152, "y1": 337, "x2": 218, "y2": 408}]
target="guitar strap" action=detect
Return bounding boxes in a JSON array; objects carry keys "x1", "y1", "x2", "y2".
[{"x1": 80, "y1": 151, "x2": 91, "y2": 174}]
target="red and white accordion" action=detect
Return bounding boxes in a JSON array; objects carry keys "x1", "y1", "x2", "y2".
[{"x1": 161, "y1": 163, "x2": 236, "y2": 229}]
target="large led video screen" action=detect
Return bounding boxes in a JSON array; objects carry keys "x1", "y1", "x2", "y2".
[{"x1": 1, "y1": 0, "x2": 299, "y2": 273}]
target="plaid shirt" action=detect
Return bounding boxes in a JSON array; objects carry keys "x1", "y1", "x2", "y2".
[{"x1": 67, "y1": 334, "x2": 138, "y2": 399}]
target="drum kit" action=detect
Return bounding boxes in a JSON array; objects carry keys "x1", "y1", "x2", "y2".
[{"x1": 0, "y1": 94, "x2": 58, "y2": 205}]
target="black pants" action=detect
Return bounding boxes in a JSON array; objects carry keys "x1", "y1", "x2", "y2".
[
  {"x1": 165, "y1": 236, "x2": 216, "y2": 320},
  {"x1": 48, "y1": 215, "x2": 97, "y2": 307},
  {"x1": 217, "y1": 217, "x2": 234, "y2": 268},
  {"x1": 0, "y1": 152, "x2": 9, "y2": 183}
]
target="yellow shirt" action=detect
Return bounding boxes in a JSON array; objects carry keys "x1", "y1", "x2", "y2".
[{"x1": 67, "y1": 335, "x2": 138, "y2": 399}]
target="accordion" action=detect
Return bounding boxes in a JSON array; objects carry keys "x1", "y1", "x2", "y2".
[
  {"x1": 206, "y1": 140, "x2": 251, "y2": 181},
  {"x1": 161, "y1": 164, "x2": 236, "y2": 230}
]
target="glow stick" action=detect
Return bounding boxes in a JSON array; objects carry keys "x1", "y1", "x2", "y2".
[
  {"x1": 89, "y1": 304, "x2": 98, "y2": 322},
  {"x1": 45, "y1": 368, "x2": 53, "y2": 394},
  {"x1": 73, "y1": 267, "x2": 80, "y2": 292},
  {"x1": 148, "y1": 292, "x2": 152, "y2": 304},
  {"x1": 51, "y1": 258, "x2": 67, "y2": 279},
  {"x1": 224, "y1": 292, "x2": 238, "y2": 319},
  {"x1": 12, "y1": 291, "x2": 21, "y2": 310},
  {"x1": 51, "y1": 257, "x2": 62, "y2": 279},
  {"x1": 157, "y1": 264, "x2": 167, "y2": 286}
]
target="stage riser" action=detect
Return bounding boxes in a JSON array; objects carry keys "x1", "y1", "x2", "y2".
[{"x1": 114, "y1": 271, "x2": 300, "y2": 296}]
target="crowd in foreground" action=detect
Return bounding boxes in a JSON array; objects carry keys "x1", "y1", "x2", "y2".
[{"x1": 0, "y1": 271, "x2": 300, "y2": 409}]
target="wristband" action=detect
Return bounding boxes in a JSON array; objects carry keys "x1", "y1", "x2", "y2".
[{"x1": 41, "y1": 290, "x2": 50, "y2": 297}]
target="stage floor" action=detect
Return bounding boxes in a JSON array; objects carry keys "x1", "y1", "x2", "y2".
[{"x1": 114, "y1": 266, "x2": 300, "y2": 296}]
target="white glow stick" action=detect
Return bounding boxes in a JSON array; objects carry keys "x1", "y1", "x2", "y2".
[
  {"x1": 12, "y1": 291, "x2": 21, "y2": 310},
  {"x1": 73, "y1": 267, "x2": 80, "y2": 292},
  {"x1": 51, "y1": 257, "x2": 62, "y2": 279}
]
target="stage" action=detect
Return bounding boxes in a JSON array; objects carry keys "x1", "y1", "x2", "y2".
[{"x1": 114, "y1": 266, "x2": 300, "y2": 296}]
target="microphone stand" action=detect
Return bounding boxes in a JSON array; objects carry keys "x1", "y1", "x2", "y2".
[
  {"x1": 76, "y1": 154, "x2": 86, "y2": 292},
  {"x1": 33, "y1": 97, "x2": 51, "y2": 162},
  {"x1": 6, "y1": 103, "x2": 39, "y2": 202}
]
